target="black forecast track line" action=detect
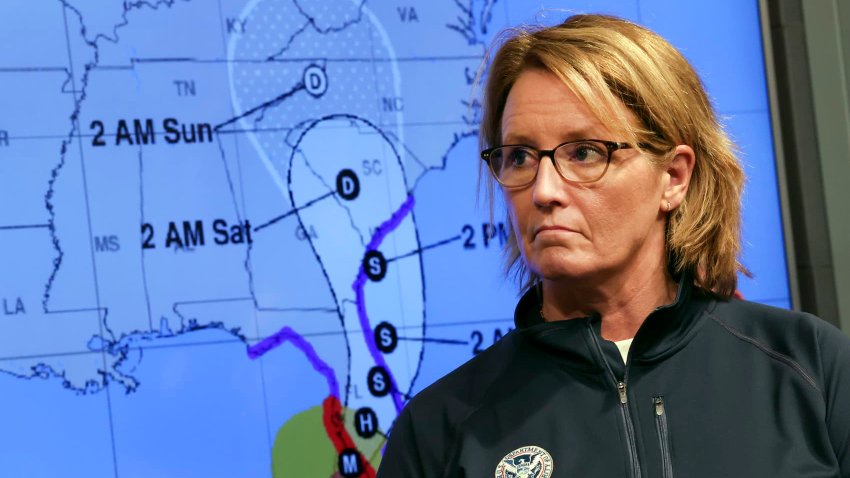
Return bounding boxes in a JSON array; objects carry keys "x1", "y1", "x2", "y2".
[
  {"x1": 397, "y1": 336, "x2": 469, "y2": 345},
  {"x1": 214, "y1": 82, "x2": 305, "y2": 132},
  {"x1": 386, "y1": 234, "x2": 462, "y2": 263},
  {"x1": 252, "y1": 191, "x2": 335, "y2": 233},
  {"x1": 0, "y1": 224, "x2": 51, "y2": 230}
]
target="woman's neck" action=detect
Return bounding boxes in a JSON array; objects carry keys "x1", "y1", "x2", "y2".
[{"x1": 539, "y1": 260, "x2": 677, "y2": 342}]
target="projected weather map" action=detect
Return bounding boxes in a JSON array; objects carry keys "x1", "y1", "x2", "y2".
[{"x1": 0, "y1": 0, "x2": 788, "y2": 476}]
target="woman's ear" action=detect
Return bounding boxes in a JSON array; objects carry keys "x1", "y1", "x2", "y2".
[{"x1": 662, "y1": 145, "x2": 695, "y2": 211}]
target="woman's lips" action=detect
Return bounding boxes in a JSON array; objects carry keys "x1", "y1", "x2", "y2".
[{"x1": 534, "y1": 225, "x2": 578, "y2": 238}]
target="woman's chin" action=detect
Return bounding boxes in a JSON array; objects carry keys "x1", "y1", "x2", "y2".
[{"x1": 528, "y1": 251, "x2": 597, "y2": 282}]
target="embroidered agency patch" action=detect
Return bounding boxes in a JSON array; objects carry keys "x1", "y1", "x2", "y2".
[{"x1": 494, "y1": 445, "x2": 554, "y2": 478}]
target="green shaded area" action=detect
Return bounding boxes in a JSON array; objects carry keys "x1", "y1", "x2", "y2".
[{"x1": 272, "y1": 404, "x2": 384, "y2": 477}]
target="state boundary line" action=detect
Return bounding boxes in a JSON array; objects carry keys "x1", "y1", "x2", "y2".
[{"x1": 0, "y1": 316, "x2": 515, "y2": 363}]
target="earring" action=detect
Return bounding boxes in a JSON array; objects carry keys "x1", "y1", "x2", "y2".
[{"x1": 666, "y1": 201, "x2": 672, "y2": 212}]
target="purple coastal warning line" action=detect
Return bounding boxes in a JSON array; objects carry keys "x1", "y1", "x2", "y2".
[
  {"x1": 247, "y1": 326, "x2": 339, "y2": 399},
  {"x1": 244, "y1": 195, "x2": 414, "y2": 413},
  {"x1": 352, "y1": 194, "x2": 416, "y2": 413}
]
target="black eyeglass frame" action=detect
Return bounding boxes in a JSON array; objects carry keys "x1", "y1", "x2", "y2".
[{"x1": 480, "y1": 139, "x2": 637, "y2": 187}]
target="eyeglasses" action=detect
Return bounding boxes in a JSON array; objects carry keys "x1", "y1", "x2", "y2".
[{"x1": 481, "y1": 139, "x2": 636, "y2": 187}]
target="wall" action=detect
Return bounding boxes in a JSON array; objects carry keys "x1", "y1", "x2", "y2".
[{"x1": 765, "y1": 0, "x2": 850, "y2": 331}]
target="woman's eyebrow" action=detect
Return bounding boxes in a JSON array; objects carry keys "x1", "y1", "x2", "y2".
[
  {"x1": 559, "y1": 125, "x2": 607, "y2": 139},
  {"x1": 501, "y1": 128, "x2": 603, "y2": 146},
  {"x1": 500, "y1": 133, "x2": 536, "y2": 145}
]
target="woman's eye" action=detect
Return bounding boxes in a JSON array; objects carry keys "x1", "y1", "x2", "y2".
[
  {"x1": 510, "y1": 148, "x2": 533, "y2": 166},
  {"x1": 572, "y1": 144, "x2": 604, "y2": 162}
]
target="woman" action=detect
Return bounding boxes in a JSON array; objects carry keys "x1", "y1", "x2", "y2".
[{"x1": 377, "y1": 14, "x2": 850, "y2": 478}]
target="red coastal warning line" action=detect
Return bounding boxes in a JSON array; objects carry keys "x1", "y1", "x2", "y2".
[
  {"x1": 324, "y1": 396, "x2": 377, "y2": 477},
  {"x1": 248, "y1": 327, "x2": 375, "y2": 476}
]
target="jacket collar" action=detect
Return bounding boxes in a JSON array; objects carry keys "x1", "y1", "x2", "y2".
[{"x1": 514, "y1": 274, "x2": 714, "y2": 370}]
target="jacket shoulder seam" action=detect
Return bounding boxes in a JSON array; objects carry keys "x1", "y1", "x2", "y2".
[{"x1": 708, "y1": 313, "x2": 822, "y2": 394}]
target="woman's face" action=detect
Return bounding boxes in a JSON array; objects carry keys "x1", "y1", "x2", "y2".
[{"x1": 500, "y1": 68, "x2": 669, "y2": 283}]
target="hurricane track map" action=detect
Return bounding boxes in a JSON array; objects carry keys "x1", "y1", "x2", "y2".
[
  {"x1": 0, "y1": 1, "x2": 520, "y2": 475},
  {"x1": 0, "y1": 1, "x2": 789, "y2": 476}
]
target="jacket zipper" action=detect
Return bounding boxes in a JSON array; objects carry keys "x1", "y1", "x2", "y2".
[
  {"x1": 587, "y1": 323, "x2": 642, "y2": 478},
  {"x1": 617, "y1": 380, "x2": 641, "y2": 478},
  {"x1": 654, "y1": 397, "x2": 674, "y2": 478}
]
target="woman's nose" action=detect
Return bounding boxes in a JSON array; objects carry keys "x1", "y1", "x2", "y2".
[{"x1": 531, "y1": 156, "x2": 570, "y2": 208}]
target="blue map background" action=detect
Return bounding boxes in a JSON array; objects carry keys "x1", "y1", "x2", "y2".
[{"x1": 0, "y1": 1, "x2": 788, "y2": 476}]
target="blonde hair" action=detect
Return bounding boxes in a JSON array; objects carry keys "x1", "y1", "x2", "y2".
[{"x1": 479, "y1": 14, "x2": 746, "y2": 297}]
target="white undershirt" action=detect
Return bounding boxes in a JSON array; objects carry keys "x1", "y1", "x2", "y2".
[{"x1": 614, "y1": 338, "x2": 634, "y2": 364}]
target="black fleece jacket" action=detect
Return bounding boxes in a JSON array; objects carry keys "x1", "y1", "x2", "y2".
[{"x1": 377, "y1": 280, "x2": 850, "y2": 477}]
